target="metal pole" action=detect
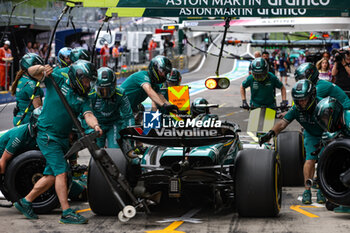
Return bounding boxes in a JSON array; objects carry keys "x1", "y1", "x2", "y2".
[{"x1": 215, "y1": 17, "x2": 231, "y2": 77}]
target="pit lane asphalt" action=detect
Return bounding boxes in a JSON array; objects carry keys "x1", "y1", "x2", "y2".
[{"x1": 1, "y1": 35, "x2": 350, "y2": 232}]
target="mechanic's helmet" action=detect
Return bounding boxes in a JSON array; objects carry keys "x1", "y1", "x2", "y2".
[
  {"x1": 291, "y1": 79, "x2": 317, "y2": 112},
  {"x1": 57, "y1": 47, "x2": 72, "y2": 67},
  {"x1": 95, "y1": 67, "x2": 116, "y2": 98},
  {"x1": 70, "y1": 47, "x2": 91, "y2": 63},
  {"x1": 191, "y1": 97, "x2": 209, "y2": 116},
  {"x1": 294, "y1": 62, "x2": 319, "y2": 84},
  {"x1": 315, "y1": 97, "x2": 343, "y2": 133},
  {"x1": 68, "y1": 60, "x2": 97, "y2": 96},
  {"x1": 20, "y1": 53, "x2": 44, "y2": 71},
  {"x1": 250, "y1": 57, "x2": 269, "y2": 82},
  {"x1": 148, "y1": 55, "x2": 172, "y2": 84},
  {"x1": 167, "y1": 68, "x2": 182, "y2": 86},
  {"x1": 28, "y1": 106, "x2": 42, "y2": 137}
]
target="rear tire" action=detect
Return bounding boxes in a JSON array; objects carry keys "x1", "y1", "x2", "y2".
[
  {"x1": 4, "y1": 150, "x2": 59, "y2": 214},
  {"x1": 318, "y1": 139, "x2": 350, "y2": 206},
  {"x1": 87, "y1": 149, "x2": 128, "y2": 216},
  {"x1": 276, "y1": 131, "x2": 304, "y2": 186},
  {"x1": 235, "y1": 149, "x2": 281, "y2": 217}
]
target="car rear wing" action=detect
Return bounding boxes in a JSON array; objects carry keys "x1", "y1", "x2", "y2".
[{"x1": 120, "y1": 125, "x2": 236, "y2": 147}]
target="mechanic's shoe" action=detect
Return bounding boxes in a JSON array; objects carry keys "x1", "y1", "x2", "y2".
[
  {"x1": 317, "y1": 190, "x2": 326, "y2": 204},
  {"x1": 59, "y1": 208, "x2": 88, "y2": 224},
  {"x1": 302, "y1": 190, "x2": 312, "y2": 204},
  {"x1": 14, "y1": 198, "x2": 38, "y2": 220},
  {"x1": 334, "y1": 206, "x2": 350, "y2": 213}
]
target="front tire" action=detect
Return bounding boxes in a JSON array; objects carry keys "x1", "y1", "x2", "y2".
[
  {"x1": 87, "y1": 148, "x2": 128, "y2": 216},
  {"x1": 4, "y1": 150, "x2": 59, "y2": 214},
  {"x1": 235, "y1": 149, "x2": 281, "y2": 217},
  {"x1": 276, "y1": 131, "x2": 304, "y2": 186}
]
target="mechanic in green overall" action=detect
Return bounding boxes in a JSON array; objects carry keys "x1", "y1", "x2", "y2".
[
  {"x1": 0, "y1": 107, "x2": 41, "y2": 174},
  {"x1": 14, "y1": 60, "x2": 102, "y2": 224},
  {"x1": 11, "y1": 53, "x2": 44, "y2": 126},
  {"x1": 315, "y1": 97, "x2": 350, "y2": 213},
  {"x1": 120, "y1": 55, "x2": 179, "y2": 115},
  {"x1": 85, "y1": 67, "x2": 135, "y2": 154},
  {"x1": 57, "y1": 47, "x2": 72, "y2": 68},
  {"x1": 295, "y1": 62, "x2": 350, "y2": 109},
  {"x1": 153, "y1": 68, "x2": 182, "y2": 111},
  {"x1": 240, "y1": 57, "x2": 288, "y2": 110},
  {"x1": 259, "y1": 79, "x2": 326, "y2": 204}
]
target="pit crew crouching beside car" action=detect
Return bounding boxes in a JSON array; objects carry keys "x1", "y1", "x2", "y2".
[
  {"x1": 240, "y1": 57, "x2": 288, "y2": 111},
  {"x1": 14, "y1": 60, "x2": 102, "y2": 224},
  {"x1": 259, "y1": 79, "x2": 326, "y2": 205},
  {"x1": 315, "y1": 97, "x2": 350, "y2": 213},
  {"x1": 295, "y1": 62, "x2": 350, "y2": 110},
  {"x1": 83, "y1": 67, "x2": 135, "y2": 156},
  {"x1": 0, "y1": 107, "x2": 41, "y2": 174}
]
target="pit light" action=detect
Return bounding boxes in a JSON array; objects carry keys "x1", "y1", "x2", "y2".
[{"x1": 205, "y1": 76, "x2": 230, "y2": 90}]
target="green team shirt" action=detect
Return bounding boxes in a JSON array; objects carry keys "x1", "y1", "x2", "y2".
[
  {"x1": 242, "y1": 72, "x2": 283, "y2": 109},
  {"x1": 88, "y1": 88, "x2": 135, "y2": 128},
  {"x1": 0, "y1": 124, "x2": 37, "y2": 156},
  {"x1": 120, "y1": 70, "x2": 160, "y2": 110},
  {"x1": 284, "y1": 104, "x2": 324, "y2": 137},
  {"x1": 14, "y1": 75, "x2": 44, "y2": 122},
  {"x1": 37, "y1": 68, "x2": 92, "y2": 139},
  {"x1": 316, "y1": 79, "x2": 350, "y2": 110}
]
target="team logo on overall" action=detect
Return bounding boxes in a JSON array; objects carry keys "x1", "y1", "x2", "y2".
[{"x1": 142, "y1": 110, "x2": 162, "y2": 135}]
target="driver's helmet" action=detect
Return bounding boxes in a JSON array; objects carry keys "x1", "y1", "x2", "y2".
[
  {"x1": 291, "y1": 79, "x2": 317, "y2": 112},
  {"x1": 294, "y1": 62, "x2": 319, "y2": 84},
  {"x1": 70, "y1": 47, "x2": 91, "y2": 63},
  {"x1": 148, "y1": 55, "x2": 172, "y2": 84},
  {"x1": 315, "y1": 97, "x2": 343, "y2": 133},
  {"x1": 68, "y1": 60, "x2": 97, "y2": 96},
  {"x1": 166, "y1": 68, "x2": 182, "y2": 86},
  {"x1": 95, "y1": 67, "x2": 116, "y2": 98},
  {"x1": 57, "y1": 47, "x2": 72, "y2": 67},
  {"x1": 28, "y1": 106, "x2": 42, "y2": 137},
  {"x1": 250, "y1": 57, "x2": 269, "y2": 82},
  {"x1": 191, "y1": 97, "x2": 209, "y2": 116},
  {"x1": 20, "y1": 53, "x2": 44, "y2": 71}
]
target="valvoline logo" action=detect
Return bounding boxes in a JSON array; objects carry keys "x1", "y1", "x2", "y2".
[{"x1": 140, "y1": 110, "x2": 162, "y2": 135}]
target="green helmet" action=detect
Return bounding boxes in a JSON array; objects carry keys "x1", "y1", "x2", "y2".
[
  {"x1": 294, "y1": 62, "x2": 319, "y2": 84},
  {"x1": 70, "y1": 47, "x2": 91, "y2": 63},
  {"x1": 96, "y1": 67, "x2": 116, "y2": 98},
  {"x1": 315, "y1": 97, "x2": 343, "y2": 133},
  {"x1": 28, "y1": 106, "x2": 42, "y2": 137},
  {"x1": 68, "y1": 60, "x2": 97, "y2": 96},
  {"x1": 148, "y1": 55, "x2": 172, "y2": 84},
  {"x1": 20, "y1": 53, "x2": 44, "y2": 71},
  {"x1": 250, "y1": 57, "x2": 269, "y2": 81},
  {"x1": 167, "y1": 68, "x2": 182, "y2": 86},
  {"x1": 191, "y1": 97, "x2": 209, "y2": 116},
  {"x1": 292, "y1": 79, "x2": 317, "y2": 112}
]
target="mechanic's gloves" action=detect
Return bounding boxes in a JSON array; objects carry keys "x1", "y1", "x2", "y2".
[
  {"x1": 259, "y1": 130, "x2": 275, "y2": 146},
  {"x1": 242, "y1": 100, "x2": 250, "y2": 110},
  {"x1": 280, "y1": 100, "x2": 289, "y2": 111},
  {"x1": 161, "y1": 103, "x2": 179, "y2": 114}
]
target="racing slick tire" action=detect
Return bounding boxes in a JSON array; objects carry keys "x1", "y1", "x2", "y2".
[
  {"x1": 317, "y1": 138, "x2": 350, "y2": 206},
  {"x1": 276, "y1": 131, "x2": 304, "y2": 186},
  {"x1": 235, "y1": 149, "x2": 281, "y2": 217},
  {"x1": 87, "y1": 148, "x2": 128, "y2": 216},
  {"x1": 4, "y1": 150, "x2": 59, "y2": 214}
]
